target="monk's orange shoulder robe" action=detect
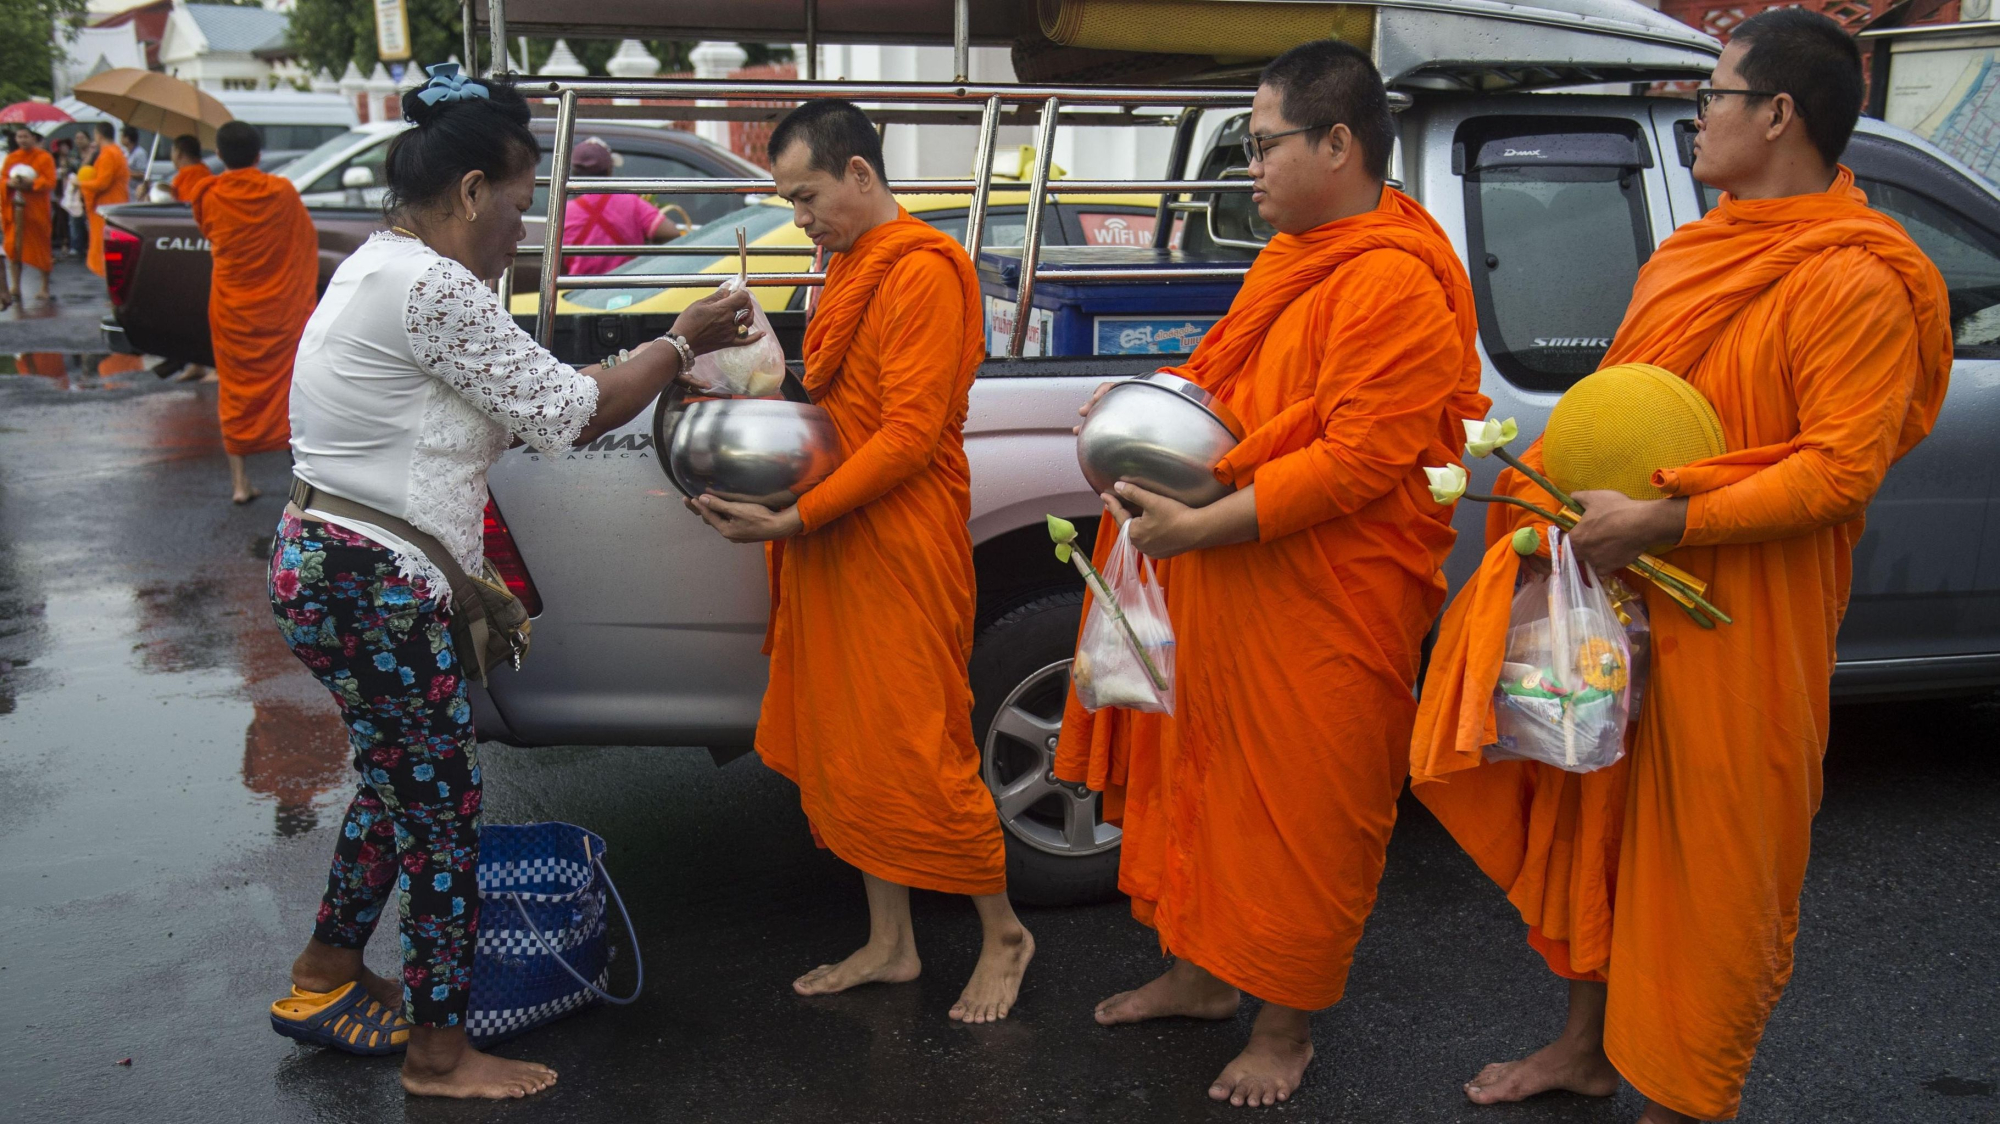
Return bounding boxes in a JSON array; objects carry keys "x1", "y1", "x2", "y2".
[
  {"x1": 1057, "y1": 188, "x2": 1489, "y2": 1009},
  {"x1": 81, "y1": 144, "x2": 129, "y2": 277},
  {"x1": 173, "y1": 163, "x2": 213, "y2": 202},
  {"x1": 1411, "y1": 167, "x2": 1951, "y2": 1120},
  {"x1": 754, "y1": 208, "x2": 1005, "y2": 895},
  {"x1": 189, "y1": 169, "x2": 318, "y2": 457},
  {"x1": 2, "y1": 149, "x2": 57, "y2": 274}
]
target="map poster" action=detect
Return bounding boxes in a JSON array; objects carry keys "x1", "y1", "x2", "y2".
[{"x1": 1884, "y1": 32, "x2": 2000, "y2": 183}]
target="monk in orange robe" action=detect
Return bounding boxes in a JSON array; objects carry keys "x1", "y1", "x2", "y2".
[
  {"x1": 189, "y1": 121, "x2": 318, "y2": 504},
  {"x1": 80, "y1": 122, "x2": 129, "y2": 278},
  {"x1": 688, "y1": 99, "x2": 1034, "y2": 1024},
  {"x1": 170, "y1": 134, "x2": 212, "y2": 201},
  {"x1": 1411, "y1": 14, "x2": 1952, "y2": 1122},
  {"x1": 1058, "y1": 41, "x2": 1489, "y2": 1107},
  {"x1": 3, "y1": 127, "x2": 57, "y2": 305}
]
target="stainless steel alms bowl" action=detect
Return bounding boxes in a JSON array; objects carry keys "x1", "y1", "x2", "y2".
[
  {"x1": 654, "y1": 377, "x2": 841, "y2": 510},
  {"x1": 1076, "y1": 372, "x2": 1246, "y2": 508}
]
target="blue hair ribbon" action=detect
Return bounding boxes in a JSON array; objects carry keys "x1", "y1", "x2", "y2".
[{"x1": 416, "y1": 63, "x2": 489, "y2": 107}]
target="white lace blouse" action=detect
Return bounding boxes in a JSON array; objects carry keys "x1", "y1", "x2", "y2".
[{"x1": 290, "y1": 231, "x2": 599, "y2": 595}]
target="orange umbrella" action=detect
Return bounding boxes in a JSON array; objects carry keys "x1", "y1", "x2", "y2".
[{"x1": 72, "y1": 68, "x2": 233, "y2": 147}]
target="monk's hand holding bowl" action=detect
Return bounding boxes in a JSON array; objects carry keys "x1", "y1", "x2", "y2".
[
  {"x1": 1565, "y1": 489, "x2": 1688, "y2": 575},
  {"x1": 1106, "y1": 480, "x2": 1259, "y2": 560},
  {"x1": 1072, "y1": 381, "x2": 1118, "y2": 436},
  {"x1": 687, "y1": 493, "x2": 803, "y2": 543}
]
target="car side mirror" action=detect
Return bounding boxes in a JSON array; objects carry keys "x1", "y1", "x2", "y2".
[{"x1": 340, "y1": 166, "x2": 375, "y2": 190}]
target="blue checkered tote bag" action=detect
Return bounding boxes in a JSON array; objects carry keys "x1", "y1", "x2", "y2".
[{"x1": 465, "y1": 822, "x2": 643, "y2": 1045}]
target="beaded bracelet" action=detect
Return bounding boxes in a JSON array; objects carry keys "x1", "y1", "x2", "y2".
[
  {"x1": 600, "y1": 348, "x2": 632, "y2": 369},
  {"x1": 664, "y1": 332, "x2": 696, "y2": 370}
]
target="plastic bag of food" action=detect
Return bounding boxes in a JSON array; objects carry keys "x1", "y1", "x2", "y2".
[
  {"x1": 1072, "y1": 523, "x2": 1176, "y2": 714},
  {"x1": 1486, "y1": 526, "x2": 1636, "y2": 773},
  {"x1": 685, "y1": 277, "x2": 787, "y2": 398}
]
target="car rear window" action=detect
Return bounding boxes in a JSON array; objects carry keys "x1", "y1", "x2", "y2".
[
  {"x1": 1458, "y1": 117, "x2": 1656, "y2": 393},
  {"x1": 1845, "y1": 135, "x2": 2000, "y2": 355}
]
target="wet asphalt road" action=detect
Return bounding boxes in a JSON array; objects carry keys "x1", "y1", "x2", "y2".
[{"x1": 1, "y1": 276, "x2": 1996, "y2": 1122}]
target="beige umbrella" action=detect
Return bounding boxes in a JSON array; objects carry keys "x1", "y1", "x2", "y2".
[{"x1": 72, "y1": 68, "x2": 233, "y2": 148}]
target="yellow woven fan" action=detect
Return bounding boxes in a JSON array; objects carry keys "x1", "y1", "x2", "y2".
[{"x1": 1543, "y1": 364, "x2": 1727, "y2": 501}]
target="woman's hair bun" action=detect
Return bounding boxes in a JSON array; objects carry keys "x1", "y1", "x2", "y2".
[{"x1": 400, "y1": 74, "x2": 532, "y2": 130}]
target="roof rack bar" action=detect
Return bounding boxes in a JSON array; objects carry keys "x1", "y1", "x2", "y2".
[
  {"x1": 528, "y1": 176, "x2": 1254, "y2": 194},
  {"x1": 537, "y1": 87, "x2": 577, "y2": 346},
  {"x1": 804, "y1": 0, "x2": 818, "y2": 80},
  {"x1": 540, "y1": 264, "x2": 1252, "y2": 291},
  {"x1": 963, "y1": 95, "x2": 1001, "y2": 262},
  {"x1": 462, "y1": 0, "x2": 478, "y2": 78},
  {"x1": 514, "y1": 243, "x2": 814, "y2": 258},
  {"x1": 953, "y1": 0, "x2": 970, "y2": 83},
  {"x1": 1153, "y1": 108, "x2": 1205, "y2": 250},
  {"x1": 522, "y1": 78, "x2": 1253, "y2": 106},
  {"x1": 1008, "y1": 95, "x2": 1060, "y2": 359},
  {"x1": 487, "y1": 0, "x2": 508, "y2": 76}
]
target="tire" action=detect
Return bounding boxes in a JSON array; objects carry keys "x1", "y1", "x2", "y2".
[{"x1": 969, "y1": 590, "x2": 1123, "y2": 906}]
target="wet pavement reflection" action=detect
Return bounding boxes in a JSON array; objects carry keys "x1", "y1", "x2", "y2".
[{"x1": 1, "y1": 372, "x2": 1995, "y2": 1124}]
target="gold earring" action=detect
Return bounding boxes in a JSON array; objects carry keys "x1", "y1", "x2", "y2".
[{"x1": 468, "y1": 211, "x2": 478, "y2": 223}]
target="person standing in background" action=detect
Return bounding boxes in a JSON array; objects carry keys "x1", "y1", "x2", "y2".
[
  {"x1": 61, "y1": 144, "x2": 89, "y2": 263},
  {"x1": 48, "y1": 138, "x2": 72, "y2": 257},
  {"x1": 559, "y1": 137, "x2": 684, "y2": 275},
  {"x1": 80, "y1": 122, "x2": 129, "y2": 277},
  {"x1": 188, "y1": 122, "x2": 317, "y2": 504},
  {"x1": 170, "y1": 135, "x2": 212, "y2": 201},
  {"x1": 2, "y1": 128, "x2": 57, "y2": 309},
  {"x1": 121, "y1": 124, "x2": 149, "y2": 189}
]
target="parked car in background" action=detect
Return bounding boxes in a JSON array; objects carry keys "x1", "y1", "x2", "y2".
[{"x1": 98, "y1": 121, "x2": 764, "y2": 364}]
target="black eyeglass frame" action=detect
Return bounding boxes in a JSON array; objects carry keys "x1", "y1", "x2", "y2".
[
  {"x1": 1241, "y1": 123, "x2": 1337, "y2": 165},
  {"x1": 1694, "y1": 88, "x2": 1783, "y2": 120}
]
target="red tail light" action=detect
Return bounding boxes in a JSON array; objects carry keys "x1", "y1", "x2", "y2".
[
  {"x1": 102, "y1": 224, "x2": 142, "y2": 306},
  {"x1": 482, "y1": 497, "x2": 543, "y2": 616}
]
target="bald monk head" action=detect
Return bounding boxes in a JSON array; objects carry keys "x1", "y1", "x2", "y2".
[
  {"x1": 171, "y1": 134, "x2": 202, "y2": 170},
  {"x1": 216, "y1": 121, "x2": 262, "y2": 171},
  {"x1": 1249, "y1": 39, "x2": 1393, "y2": 234},
  {"x1": 1692, "y1": 8, "x2": 1861, "y2": 201},
  {"x1": 767, "y1": 98, "x2": 899, "y2": 254}
]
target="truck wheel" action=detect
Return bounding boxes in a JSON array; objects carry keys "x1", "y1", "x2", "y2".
[{"x1": 969, "y1": 591, "x2": 1122, "y2": 907}]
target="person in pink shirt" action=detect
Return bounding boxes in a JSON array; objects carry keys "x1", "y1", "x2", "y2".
[{"x1": 561, "y1": 137, "x2": 685, "y2": 275}]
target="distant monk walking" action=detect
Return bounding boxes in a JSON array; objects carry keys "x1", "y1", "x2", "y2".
[
  {"x1": 170, "y1": 134, "x2": 212, "y2": 201},
  {"x1": 2, "y1": 127, "x2": 56, "y2": 308},
  {"x1": 79, "y1": 121, "x2": 128, "y2": 278},
  {"x1": 189, "y1": 121, "x2": 317, "y2": 504}
]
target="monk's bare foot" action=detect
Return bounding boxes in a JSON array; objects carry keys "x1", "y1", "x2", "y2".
[
  {"x1": 401, "y1": 1032, "x2": 556, "y2": 1100},
  {"x1": 1209, "y1": 1004, "x2": 1314, "y2": 1107},
  {"x1": 949, "y1": 923, "x2": 1033, "y2": 1023},
  {"x1": 1637, "y1": 1100, "x2": 1699, "y2": 1123},
  {"x1": 1464, "y1": 1035, "x2": 1620, "y2": 1104},
  {"x1": 793, "y1": 936, "x2": 921, "y2": 996},
  {"x1": 1095, "y1": 957, "x2": 1240, "y2": 1025},
  {"x1": 232, "y1": 488, "x2": 261, "y2": 505}
]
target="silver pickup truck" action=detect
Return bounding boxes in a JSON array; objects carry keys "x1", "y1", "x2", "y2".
[{"x1": 467, "y1": 0, "x2": 2000, "y2": 905}]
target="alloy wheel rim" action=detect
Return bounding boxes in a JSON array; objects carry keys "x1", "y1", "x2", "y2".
[{"x1": 981, "y1": 659, "x2": 1121, "y2": 858}]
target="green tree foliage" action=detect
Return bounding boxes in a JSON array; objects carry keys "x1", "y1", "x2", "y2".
[{"x1": 0, "y1": 0, "x2": 88, "y2": 106}]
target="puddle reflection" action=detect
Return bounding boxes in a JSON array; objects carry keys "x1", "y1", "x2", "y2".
[{"x1": 2, "y1": 351, "x2": 153, "y2": 390}]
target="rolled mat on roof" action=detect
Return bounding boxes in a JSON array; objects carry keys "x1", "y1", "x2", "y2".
[
  {"x1": 1542, "y1": 363, "x2": 1728, "y2": 501},
  {"x1": 1037, "y1": 0, "x2": 1375, "y2": 57}
]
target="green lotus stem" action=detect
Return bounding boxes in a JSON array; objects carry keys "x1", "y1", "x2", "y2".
[
  {"x1": 1066, "y1": 551, "x2": 1172, "y2": 694},
  {"x1": 1492, "y1": 445, "x2": 1582, "y2": 514},
  {"x1": 1465, "y1": 492, "x2": 1726, "y2": 629}
]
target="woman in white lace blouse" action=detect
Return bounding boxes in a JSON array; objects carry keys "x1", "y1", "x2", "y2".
[{"x1": 266, "y1": 65, "x2": 756, "y2": 1100}]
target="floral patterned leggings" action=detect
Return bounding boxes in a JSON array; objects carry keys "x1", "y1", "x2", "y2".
[{"x1": 269, "y1": 512, "x2": 482, "y2": 1029}]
